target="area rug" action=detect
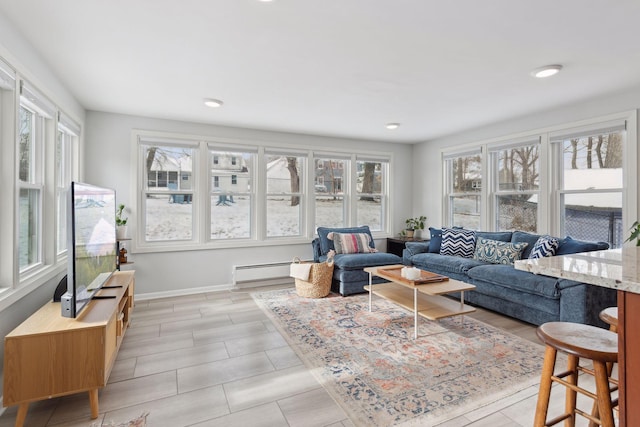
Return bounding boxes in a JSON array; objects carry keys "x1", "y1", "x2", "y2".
[{"x1": 252, "y1": 289, "x2": 546, "y2": 426}]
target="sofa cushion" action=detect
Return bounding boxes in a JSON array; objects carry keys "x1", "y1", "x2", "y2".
[
  {"x1": 317, "y1": 226, "x2": 374, "y2": 255},
  {"x1": 331, "y1": 252, "x2": 401, "y2": 270},
  {"x1": 556, "y1": 236, "x2": 609, "y2": 255},
  {"x1": 511, "y1": 231, "x2": 545, "y2": 259},
  {"x1": 331, "y1": 232, "x2": 377, "y2": 254},
  {"x1": 410, "y1": 252, "x2": 487, "y2": 275},
  {"x1": 476, "y1": 231, "x2": 513, "y2": 242},
  {"x1": 529, "y1": 235, "x2": 560, "y2": 259},
  {"x1": 473, "y1": 238, "x2": 528, "y2": 265},
  {"x1": 466, "y1": 264, "x2": 561, "y2": 299},
  {"x1": 404, "y1": 241, "x2": 430, "y2": 256},
  {"x1": 440, "y1": 228, "x2": 476, "y2": 258}
]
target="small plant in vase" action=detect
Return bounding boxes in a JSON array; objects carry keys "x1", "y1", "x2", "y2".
[
  {"x1": 404, "y1": 215, "x2": 426, "y2": 239},
  {"x1": 625, "y1": 221, "x2": 640, "y2": 246},
  {"x1": 116, "y1": 203, "x2": 128, "y2": 239}
]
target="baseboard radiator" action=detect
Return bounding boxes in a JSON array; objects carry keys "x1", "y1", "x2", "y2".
[{"x1": 232, "y1": 261, "x2": 297, "y2": 289}]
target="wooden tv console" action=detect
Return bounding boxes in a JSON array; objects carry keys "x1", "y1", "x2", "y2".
[{"x1": 3, "y1": 270, "x2": 135, "y2": 427}]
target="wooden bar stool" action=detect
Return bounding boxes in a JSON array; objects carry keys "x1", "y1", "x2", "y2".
[
  {"x1": 599, "y1": 307, "x2": 618, "y2": 333},
  {"x1": 534, "y1": 322, "x2": 618, "y2": 427}
]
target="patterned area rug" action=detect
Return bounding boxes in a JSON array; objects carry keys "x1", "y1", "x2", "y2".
[{"x1": 252, "y1": 289, "x2": 546, "y2": 426}]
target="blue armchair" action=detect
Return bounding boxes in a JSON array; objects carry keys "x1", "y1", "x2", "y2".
[{"x1": 312, "y1": 226, "x2": 402, "y2": 296}]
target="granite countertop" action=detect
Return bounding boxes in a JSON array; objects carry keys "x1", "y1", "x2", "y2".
[{"x1": 514, "y1": 247, "x2": 640, "y2": 295}]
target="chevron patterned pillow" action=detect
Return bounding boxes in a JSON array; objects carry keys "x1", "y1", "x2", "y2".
[
  {"x1": 440, "y1": 228, "x2": 476, "y2": 258},
  {"x1": 529, "y1": 235, "x2": 560, "y2": 259}
]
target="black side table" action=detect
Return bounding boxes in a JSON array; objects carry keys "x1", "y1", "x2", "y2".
[{"x1": 387, "y1": 237, "x2": 428, "y2": 257}]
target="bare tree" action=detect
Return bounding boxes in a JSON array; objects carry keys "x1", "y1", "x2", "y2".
[
  {"x1": 360, "y1": 162, "x2": 376, "y2": 201},
  {"x1": 286, "y1": 157, "x2": 300, "y2": 206}
]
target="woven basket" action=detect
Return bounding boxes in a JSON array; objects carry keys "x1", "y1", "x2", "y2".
[{"x1": 293, "y1": 258, "x2": 334, "y2": 298}]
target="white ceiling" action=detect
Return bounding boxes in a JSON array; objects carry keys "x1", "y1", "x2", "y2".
[{"x1": 1, "y1": 1, "x2": 640, "y2": 143}]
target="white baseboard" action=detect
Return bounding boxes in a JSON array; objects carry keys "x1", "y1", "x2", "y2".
[{"x1": 134, "y1": 283, "x2": 233, "y2": 301}]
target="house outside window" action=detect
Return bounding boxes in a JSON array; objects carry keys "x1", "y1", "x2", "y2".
[
  {"x1": 314, "y1": 156, "x2": 347, "y2": 229},
  {"x1": 265, "y1": 153, "x2": 305, "y2": 237}
]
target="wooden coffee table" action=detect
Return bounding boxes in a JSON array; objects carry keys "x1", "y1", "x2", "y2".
[{"x1": 364, "y1": 265, "x2": 476, "y2": 339}]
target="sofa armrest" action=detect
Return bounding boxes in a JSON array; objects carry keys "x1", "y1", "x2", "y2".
[
  {"x1": 404, "y1": 241, "x2": 430, "y2": 256},
  {"x1": 312, "y1": 238, "x2": 322, "y2": 262}
]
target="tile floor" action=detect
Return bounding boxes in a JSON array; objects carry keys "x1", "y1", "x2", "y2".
[{"x1": 0, "y1": 285, "x2": 614, "y2": 427}]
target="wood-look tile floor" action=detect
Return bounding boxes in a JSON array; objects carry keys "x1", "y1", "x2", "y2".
[{"x1": 0, "y1": 285, "x2": 613, "y2": 427}]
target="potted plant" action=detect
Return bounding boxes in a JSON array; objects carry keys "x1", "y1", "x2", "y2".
[
  {"x1": 116, "y1": 203, "x2": 128, "y2": 239},
  {"x1": 625, "y1": 220, "x2": 640, "y2": 246},
  {"x1": 404, "y1": 215, "x2": 426, "y2": 239}
]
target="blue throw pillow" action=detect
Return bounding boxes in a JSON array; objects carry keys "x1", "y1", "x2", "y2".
[
  {"x1": 474, "y1": 238, "x2": 528, "y2": 265},
  {"x1": 529, "y1": 235, "x2": 560, "y2": 259},
  {"x1": 428, "y1": 227, "x2": 443, "y2": 253},
  {"x1": 440, "y1": 228, "x2": 476, "y2": 258}
]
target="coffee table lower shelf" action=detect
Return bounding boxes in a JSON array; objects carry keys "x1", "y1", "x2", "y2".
[{"x1": 365, "y1": 282, "x2": 475, "y2": 321}]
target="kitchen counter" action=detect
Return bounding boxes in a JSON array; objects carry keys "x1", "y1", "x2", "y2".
[{"x1": 516, "y1": 247, "x2": 640, "y2": 427}]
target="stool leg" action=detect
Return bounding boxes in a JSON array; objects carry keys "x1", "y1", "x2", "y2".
[
  {"x1": 565, "y1": 354, "x2": 578, "y2": 427},
  {"x1": 594, "y1": 361, "x2": 615, "y2": 427},
  {"x1": 535, "y1": 345, "x2": 557, "y2": 427}
]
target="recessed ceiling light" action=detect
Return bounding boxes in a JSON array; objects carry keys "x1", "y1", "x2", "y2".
[
  {"x1": 386, "y1": 123, "x2": 400, "y2": 130},
  {"x1": 531, "y1": 64, "x2": 563, "y2": 78},
  {"x1": 204, "y1": 98, "x2": 224, "y2": 108}
]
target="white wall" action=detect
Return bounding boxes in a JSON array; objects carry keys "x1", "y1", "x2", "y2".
[
  {"x1": 415, "y1": 86, "x2": 640, "y2": 229},
  {"x1": 84, "y1": 111, "x2": 415, "y2": 296}
]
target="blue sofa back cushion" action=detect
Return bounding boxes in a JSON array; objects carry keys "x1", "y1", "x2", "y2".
[
  {"x1": 428, "y1": 226, "x2": 465, "y2": 253},
  {"x1": 511, "y1": 231, "x2": 544, "y2": 259},
  {"x1": 476, "y1": 231, "x2": 513, "y2": 242},
  {"x1": 556, "y1": 236, "x2": 609, "y2": 255},
  {"x1": 317, "y1": 226, "x2": 374, "y2": 255}
]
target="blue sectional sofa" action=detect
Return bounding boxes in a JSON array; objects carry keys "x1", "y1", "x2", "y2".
[
  {"x1": 402, "y1": 229, "x2": 616, "y2": 327},
  {"x1": 312, "y1": 226, "x2": 402, "y2": 296}
]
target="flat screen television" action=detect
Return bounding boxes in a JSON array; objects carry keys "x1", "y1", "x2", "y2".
[{"x1": 61, "y1": 182, "x2": 118, "y2": 318}]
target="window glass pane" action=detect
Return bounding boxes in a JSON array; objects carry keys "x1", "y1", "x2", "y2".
[
  {"x1": 145, "y1": 195, "x2": 193, "y2": 241},
  {"x1": 315, "y1": 157, "x2": 346, "y2": 229},
  {"x1": 266, "y1": 155, "x2": 303, "y2": 237},
  {"x1": 452, "y1": 155, "x2": 482, "y2": 192},
  {"x1": 210, "y1": 150, "x2": 253, "y2": 240},
  {"x1": 142, "y1": 145, "x2": 194, "y2": 241},
  {"x1": 19, "y1": 107, "x2": 33, "y2": 182},
  {"x1": 562, "y1": 192, "x2": 622, "y2": 248},
  {"x1": 562, "y1": 132, "x2": 623, "y2": 190},
  {"x1": 497, "y1": 145, "x2": 539, "y2": 191},
  {"x1": 356, "y1": 160, "x2": 385, "y2": 232},
  {"x1": 451, "y1": 195, "x2": 480, "y2": 229},
  {"x1": 19, "y1": 188, "x2": 40, "y2": 270},
  {"x1": 496, "y1": 195, "x2": 537, "y2": 232}
]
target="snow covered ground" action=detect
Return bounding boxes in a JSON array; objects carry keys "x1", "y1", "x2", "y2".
[{"x1": 144, "y1": 194, "x2": 382, "y2": 241}]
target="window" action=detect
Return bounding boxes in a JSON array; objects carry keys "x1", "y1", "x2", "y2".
[
  {"x1": 265, "y1": 153, "x2": 305, "y2": 238},
  {"x1": 210, "y1": 147, "x2": 254, "y2": 240},
  {"x1": 444, "y1": 150, "x2": 482, "y2": 229},
  {"x1": 141, "y1": 142, "x2": 195, "y2": 242},
  {"x1": 356, "y1": 158, "x2": 388, "y2": 232},
  {"x1": 18, "y1": 81, "x2": 55, "y2": 273},
  {"x1": 56, "y1": 115, "x2": 79, "y2": 255},
  {"x1": 489, "y1": 140, "x2": 540, "y2": 232},
  {"x1": 0, "y1": 60, "x2": 16, "y2": 288},
  {"x1": 314, "y1": 156, "x2": 347, "y2": 229},
  {"x1": 552, "y1": 122, "x2": 625, "y2": 248}
]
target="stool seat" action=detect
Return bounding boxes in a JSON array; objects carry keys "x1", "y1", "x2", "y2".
[
  {"x1": 600, "y1": 307, "x2": 618, "y2": 332},
  {"x1": 537, "y1": 322, "x2": 617, "y2": 364}
]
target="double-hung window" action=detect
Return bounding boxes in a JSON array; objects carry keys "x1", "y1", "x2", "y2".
[
  {"x1": 56, "y1": 114, "x2": 79, "y2": 255},
  {"x1": 313, "y1": 155, "x2": 348, "y2": 229},
  {"x1": 264, "y1": 150, "x2": 305, "y2": 238},
  {"x1": 444, "y1": 149, "x2": 483, "y2": 229},
  {"x1": 210, "y1": 145, "x2": 255, "y2": 240},
  {"x1": 489, "y1": 139, "x2": 540, "y2": 232},
  {"x1": 551, "y1": 121, "x2": 625, "y2": 247},
  {"x1": 18, "y1": 81, "x2": 55, "y2": 274},
  {"x1": 356, "y1": 157, "x2": 388, "y2": 232},
  {"x1": 0, "y1": 59, "x2": 16, "y2": 288},
  {"x1": 141, "y1": 139, "x2": 196, "y2": 242}
]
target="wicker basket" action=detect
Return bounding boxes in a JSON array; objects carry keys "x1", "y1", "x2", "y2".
[{"x1": 293, "y1": 258, "x2": 334, "y2": 298}]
